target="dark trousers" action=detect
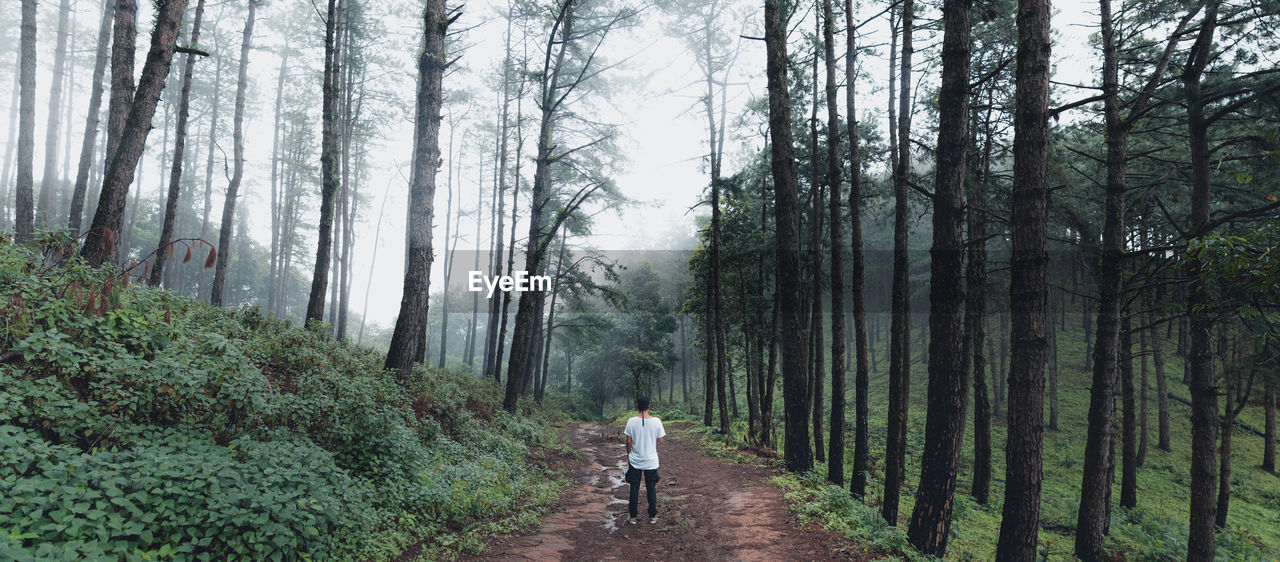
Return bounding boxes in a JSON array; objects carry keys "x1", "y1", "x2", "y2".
[{"x1": 626, "y1": 466, "x2": 659, "y2": 518}]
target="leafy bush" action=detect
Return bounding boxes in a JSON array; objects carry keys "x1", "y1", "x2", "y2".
[{"x1": 0, "y1": 242, "x2": 565, "y2": 559}]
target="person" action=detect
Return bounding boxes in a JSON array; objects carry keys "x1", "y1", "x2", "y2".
[{"x1": 623, "y1": 395, "x2": 665, "y2": 525}]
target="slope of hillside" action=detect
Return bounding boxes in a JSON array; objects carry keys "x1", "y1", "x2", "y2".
[{"x1": 0, "y1": 240, "x2": 565, "y2": 560}]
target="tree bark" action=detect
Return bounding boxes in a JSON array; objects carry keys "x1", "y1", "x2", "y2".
[
  {"x1": 907, "y1": 0, "x2": 970, "y2": 552},
  {"x1": 150, "y1": 0, "x2": 206, "y2": 286},
  {"x1": 1183, "y1": 5, "x2": 1220, "y2": 559},
  {"x1": 995, "y1": 0, "x2": 1050, "y2": 555},
  {"x1": 884, "y1": 0, "x2": 913, "y2": 524},
  {"x1": 82, "y1": 0, "x2": 187, "y2": 266},
  {"x1": 1214, "y1": 332, "x2": 1234, "y2": 528},
  {"x1": 306, "y1": 0, "x2": 344, "y2": 324},
  {"x1": 1263, "y1": 377, "x2": 1275, "y2": 474},
  {"x1": 845, "y1": 0, "x2": 870, "y2": 498},
  {"x1": 822, "y1": 0, "x2": 845, "y2": 487},
  {"x1": 504, "y1": 0, "x2": 575, "y2": 412},
  {"x1": 69, "y1": 1, "x2": 115, "y2": 234},
  {"x1": 385, "y1": 0, "x2": 448, "y2": 380},
  {"x1": 764, "y1": 0, "x2": 811, "y2": 473},
  {"x1": 1120, "y1": 316, "x2": 1137, "y2": 508},
  {"x1": 210, "y1": 0, "x2": 256, "y2": 306},
  {"x1": 14, "y1": 0, "x2": 37, "y2": 244},
  {"x1": 968, "y1": 95, "x2": 992, "y2": 505},
  {"x1": 37, "y1": 0, "x2": 72, "y2": 229},
  {"x1": 267, "y1": 54, "x2": 289, "y2": 311}
]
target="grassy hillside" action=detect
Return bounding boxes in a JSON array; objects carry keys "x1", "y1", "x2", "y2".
[
  {"x1": 0, "y1": 241, "x2": 566, "y2": 560},
  {"x1": 694, "y1": 311, "x2": 1279, "y2": 560}
]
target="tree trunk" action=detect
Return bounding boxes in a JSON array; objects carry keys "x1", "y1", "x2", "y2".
[
  {"x1": 267, "y1": 54, "x2": 289, "y2": 311},
  {"x1": 845, "y1": 0, "x2": 870, "y2": 497},
  {"x1": 385, "y1": 0, "x2": 448, "y2": 380},
  {"x1": 995, "y1": 0, "x2": 1050, "y2": 555},
  {"x1": 822, "y1": 0, "x2": 845, "y2": 487},
  {"x1": 1138, "y1": 298, "x2": 1150, "y2": 466},
  {"x1": 968, "y1": 97, "x2": 992, "y2": 505},
  {"x1": 1214, "y1": 332, "x2": 1234, "y2": 528},
  {"x1": 1049, "y1": 295, "x2": 1060, "y2": 431},
  {"x1": 884, "y1": 0, "x2": 913, "y2": 524},
  {"x1": 466, "y1": 158, "x2": 485, "y2": 369},
  {"x1": 37, "y1": 0, "x2": 72, "y2": 229},
  {"x1": 1120, "y1": 316, "x2": 1138, "y2": 508},
  {"x1": 505, "y1": 3, "x2": 575, "y2": 412},
  {"x1": 210, "y1": 0, "x2": 256, "y2": 306},
  {"x1": 907, "y1": 0, "x2": 970, "y2": 551},
  {"x1": 438, "y1": 129, "x2": 458, "y2": 368},
  {"x1": 14, "y1": 0, "x2": 37, "y2": 244},
  {"x1": 1183, "y1": 5, "x2": 1220, "y2": 559},
  {"x1": 82, "y1": 0, "x2": 187, "y2": 267},
  {"x1": 150, "y1": 0, "x2": 206, "y2": 286},
  {"x1": 1155, "y1": 297, "x2": 1171, "y2": 451},
  {"x1": 484, "y1": 32, "x2": 514, "y2": 380},
  {"x1": 1076, "y1": 0, "x2": 1127, "y2": 553},
  {"x1": 765, "y1": 0, "x2": 811, "y2": 473},
  {"x1": 1263, "y1": 377, "x2": 1275, "y2": 474},
  {"x1": 306, "y1": 0, "x2": 344, "y2": 324}
]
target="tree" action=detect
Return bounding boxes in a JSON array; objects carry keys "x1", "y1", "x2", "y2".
[
  {"x1": 883, "y1": 0, "x2": 913, "y2": 525},
  {"x1": 844, "y1": 0, "x2": 871, "y2": 499},
  {"x1": 821, "y1": 0, "x2": 845, "y2": 487},
  {"x1": 210, "y1": 0, "x2": 257, "y2": 306},
  {"x1": 995, "y1": 0, "x2": 1050, "y2": 556},
  {"x1": 151, "y1": 0, "x2": 208, "y2": 286},
  {"x1": 82, "y1": 0, "x2": 189, "y2": 267},
  {"x1": 68, "y1": 0, "x2": 116, "y2": 233},
  {"x1": 503, "y1": 0, "x2": 633, "y2": 411},
  {"x1": 37, "y1": 0, "x2": 72, "y2": 229},
  {"x1": 307, "y1": 0, "x2": 344, "y2": 324},
  {"x1": 764, "y1": 0, "x2": 811, "y2": 473},
  {"x1": 14, "y1": 0, "x2": 36, "y2": 244},
  {"x1": 385, "y1": 0, "x2": 452, "y2": 380},
  {"x1": 907, "y1": 0, "x2": 971, "y2": 552}
]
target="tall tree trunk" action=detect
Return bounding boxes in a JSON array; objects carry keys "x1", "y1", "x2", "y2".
[
  {"x1": 1076, "y1": 0, "x2": 1126, "y2": 553},
  {"x1": 1155, "y1": 290, "x2": 1171, "y2": 451},
  {"x1": 883, "y1": 0, "x2": 913, "y2": 524},
  {"x1": 822, "y1": 0, "x2": 845, "y2": 487},
  {"x1": 151, "y1": 0, "x2": 206, "y2": 286},
  {"x1": 704, "y1": 8, "x2": 730, "y2": 434},
  {"x1": 968, "y1": 96, "x2": 992, "y2": 505},
  {"x1": 306, "y1": 0, "x2": 344, "y2": 324},
  {"x1": 466, "y1": 159, "x2": 485, "y2": 369},
  {"x1": 995, "y1": 0, "x2": 1050, "y2": 555},
  {"x1": 210, "y1": 0, "x2": 256, "y2": 306},
  {"x1": 1263, "y1": 377, "x2": 1275, "y2": 474},
  {"x1": 681, "y1": 317, "x2": 690, "y2": 405},
  {"x1": 1183, "y1": 5, "x2": 1219, "y2": 558},
  {"x1": 385, "y1": 0, "x2": 448, "y2": 379},
  {"x1": 845, "y1": 0, "x2": 870, "y2": 498},
  {"x1": 807, "y1": 10, "x2": 825, "y2": 466},
  {"x1": 267, "y1": 54, "x2": 289, "y2": 311},
  {"x1": 764, "y1": 0, "x2": 811, "y2": 473},
  {"x1": 82, "y1": 0, "x2": 187, "y2": 266},
  {"x1": 484, "y1": 32, "x2": 513, "y2": 380},
  {"x1": 1214, "y1": 332, "x2": 1235, "y2": 528},
  {"x1": 14, "y1": 0, "x2": 37, "y2": 244},
  {"x1": 506, "y1": 1, "x2": 577, "y2": 412},
  {"x1": 37, "y1": 0, "x2": 72, "y2": 228},
  {"x1": 495, "y1": 94, "x2": 524, "y2": 385},
  {"x1": 198, "y1": 49, "x2": 223, "y2": 299},
  {"x1": 907, "y1": 0, "x2": 970, "y2": 551},
  {"x1": 1120, "y1": 316, "x2": 1138, "y2": 508}
]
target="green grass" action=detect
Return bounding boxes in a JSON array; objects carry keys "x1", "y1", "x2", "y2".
[{"x1": 678, "y1": 311, "x2": 1279, "y2": 560}]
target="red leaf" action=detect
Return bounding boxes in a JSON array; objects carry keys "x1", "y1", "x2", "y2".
[{"x1": 204, "y1": 246, "x2": 217, "y2": 269}]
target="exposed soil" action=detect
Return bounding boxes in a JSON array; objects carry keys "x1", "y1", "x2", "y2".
[{"x1": 468, "y1": 422, "x2": 871, "y2": 561}]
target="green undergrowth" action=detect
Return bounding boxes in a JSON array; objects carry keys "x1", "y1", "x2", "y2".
[
  {"x1": 666, "y1": 311, "x2": 1279, "y2": 560},
  {"x1": 0, "y1": 240, "x2": 568, "y2": 560}
]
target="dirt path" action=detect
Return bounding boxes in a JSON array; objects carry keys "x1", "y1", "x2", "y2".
[{"x1": 471, "y1": 423, "x2": 863, "y2": 561}]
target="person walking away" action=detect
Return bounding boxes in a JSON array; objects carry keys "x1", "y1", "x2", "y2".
[{"x1": 624, "y1": 395, "x2": 665, "y2": 524}]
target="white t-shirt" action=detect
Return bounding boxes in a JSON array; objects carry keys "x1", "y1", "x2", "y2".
[{"x1": 624, "y1": 415, "x2": 665, "y2": 470}]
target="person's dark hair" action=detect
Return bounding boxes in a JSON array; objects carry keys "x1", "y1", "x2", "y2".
[{"x1": 637, "y1": 395, "x2": 651, "y2": 425}]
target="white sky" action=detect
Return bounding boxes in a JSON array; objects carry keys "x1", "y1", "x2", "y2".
[{"x1": 2, "y1": 0, "x2": 1103, "y2": 327}]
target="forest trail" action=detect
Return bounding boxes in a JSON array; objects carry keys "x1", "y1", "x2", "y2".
[{"x1": 471, "y1": 423, "x2": 864, "y2": 561}]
